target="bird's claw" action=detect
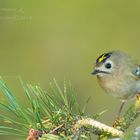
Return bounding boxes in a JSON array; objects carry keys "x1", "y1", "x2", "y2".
[{"x1": 112, "y1": 116, "x2": 121, "y2": 128}]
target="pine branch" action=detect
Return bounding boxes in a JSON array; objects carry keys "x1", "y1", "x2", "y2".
[
  {"x1": 72, "y1": 118, "x2": 123, "y2": 138},
  {"x1": 0, "y1": 77, "x2": 140, "y2": 140}
]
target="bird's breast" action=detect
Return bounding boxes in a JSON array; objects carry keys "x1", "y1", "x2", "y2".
[{"x1": 97, "y1": 75, "x2": 137, "y2": 100}]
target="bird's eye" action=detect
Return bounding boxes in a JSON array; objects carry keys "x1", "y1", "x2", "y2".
[{"x1": 105, "y1": 63, "x2": 112, "y2": 69}]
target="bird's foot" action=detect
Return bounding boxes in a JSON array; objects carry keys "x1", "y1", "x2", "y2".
[{"x1": 112, "y1": 116, "x2": 121, "y2": 128}]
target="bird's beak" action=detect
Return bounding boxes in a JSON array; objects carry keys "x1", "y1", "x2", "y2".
[
  {"x1": 91, "y1": 69, "x2": 109, "y2": 75},
  {"x1": 91, "y1": 69, "x2": 100, "y2": 75}
]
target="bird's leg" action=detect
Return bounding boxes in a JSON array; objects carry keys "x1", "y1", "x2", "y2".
[
  {"x1": 113, "y1": 101, "x2": 125, "y2": 128},
  {"x1": 117, "y1": 101, "x2": 125, "y2": 117}
]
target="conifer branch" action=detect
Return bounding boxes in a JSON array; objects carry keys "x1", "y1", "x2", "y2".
[
  {"x1": 72, "y1": 118, "x2": 123, "y2": 137},
  {"x1": 0, "y1": 77, "x2": 140, "y2": 140}
]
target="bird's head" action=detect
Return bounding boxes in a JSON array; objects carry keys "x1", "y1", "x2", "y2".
[{"x1": 92, "y1": 51, "x2": 132, "y2": 77}]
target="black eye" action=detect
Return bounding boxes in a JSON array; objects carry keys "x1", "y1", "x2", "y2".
[{"x1": 105, "y1": 63, "x2": 112, "y2": 69}]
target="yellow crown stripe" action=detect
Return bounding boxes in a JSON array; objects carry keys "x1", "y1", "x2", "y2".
[{"x1": 98, "y1": 54, "x2": 106, "y2": 62}]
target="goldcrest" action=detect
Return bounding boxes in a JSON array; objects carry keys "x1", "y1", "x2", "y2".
[{"x1": 92, "y1": 51, "x2": 140, "y2": 115}]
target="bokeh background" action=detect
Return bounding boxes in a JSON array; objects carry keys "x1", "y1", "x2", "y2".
[{"x1": 1, "y1": 0, "x2": 140, "y2": 139}]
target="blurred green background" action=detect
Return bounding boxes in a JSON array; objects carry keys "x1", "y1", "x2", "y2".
[{"x1": 1, "y1": 0, "x2": 140, "y2": 139}]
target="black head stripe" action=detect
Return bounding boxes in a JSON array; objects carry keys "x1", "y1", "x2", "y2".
[{"x1": 96, "y1": 52, "x2": 112, "y2": 64}]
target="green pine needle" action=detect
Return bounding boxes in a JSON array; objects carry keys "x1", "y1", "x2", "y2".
[
  {"x1": 0, "y1": 77, "x2": 81, "y2": 139},
  {"x1": 0, "y1": 77, "x2": 127, "y2": 140}
]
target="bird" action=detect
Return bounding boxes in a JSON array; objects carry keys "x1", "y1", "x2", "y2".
[{"x1": 91, "y1": 51, "x2": 140, "y2": 117}]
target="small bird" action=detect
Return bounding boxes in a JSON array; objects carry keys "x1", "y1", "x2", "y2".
[{"x1": 92, "y1": 51, "x2": 140, "y2": 116}]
